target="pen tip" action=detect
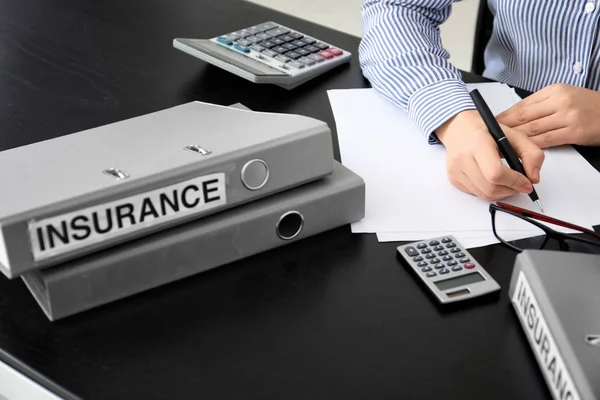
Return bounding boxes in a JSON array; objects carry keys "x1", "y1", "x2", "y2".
[{"x1": 534, "y1": 200, "x2": 544, "y2": 213}]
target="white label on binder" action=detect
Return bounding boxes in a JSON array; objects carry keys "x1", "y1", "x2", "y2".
[
  {"x1": 28, "y1": 173, "x2": 227, "y2": 260},
  {"x1": 0, "y1": 226, "x2": 8, "y2": 268},
  {"x1": 511, "y1": 271, "x2": 581, "y2": 400}
]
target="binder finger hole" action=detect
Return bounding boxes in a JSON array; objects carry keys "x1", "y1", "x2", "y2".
[
  {"x1": 241, "y1": 159, "x2": 269, "y2": 190},
  {"x1": 276, "y1": 211, "x2": 304, "y2": 240}
]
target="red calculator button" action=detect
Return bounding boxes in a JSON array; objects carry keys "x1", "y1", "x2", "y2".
[
  {"x1": 464, "y1": 263, "x2": 475, "y2": 269},
  {"x1": 317, "y1": 50, "x2": 334, "y2": 59},
  {"x1": 329, "y1": 48, "x2": 343, "y2": 56}
]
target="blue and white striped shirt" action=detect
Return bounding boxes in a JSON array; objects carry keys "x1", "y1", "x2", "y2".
[{"x1": 358, "y1": 0, "x2": 600, "y2": 143}]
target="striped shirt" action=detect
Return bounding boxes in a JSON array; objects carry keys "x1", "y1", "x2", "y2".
[{"x1": 358, "y1": 0, "x2": 600, "y2": 144}]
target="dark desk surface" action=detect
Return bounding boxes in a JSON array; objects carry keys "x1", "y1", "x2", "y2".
[{"x1": 1, "y1": 1, "x2": 599, "y2": 399}]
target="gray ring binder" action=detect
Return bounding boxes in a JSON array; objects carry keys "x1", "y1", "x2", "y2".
[{"x1": 0, "y1": 101, "x2": 333, "y2": 278}]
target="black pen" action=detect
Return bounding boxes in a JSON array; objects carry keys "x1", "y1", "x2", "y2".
[{"x1": 469, "y1": 89, "x2": 544, "y2": 212}]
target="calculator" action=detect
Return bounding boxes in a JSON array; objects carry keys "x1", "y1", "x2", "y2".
[
  {"x1": 173, "y1": 21, "x2": 352, "y2": 89},
  {"x1": 396, "y1": 236, "x2": 500, "y2": 304}
]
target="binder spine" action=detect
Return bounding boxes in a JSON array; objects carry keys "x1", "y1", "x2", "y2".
[
  {"x1": 510, "y1": 270, "x2": 582, "y2": 400},
  {"x1": 23, "y1": 163, "x2": 365, "y2": 321},
  {"x1": 5, "y1": 127, "x2": 333, "y2": 278}
]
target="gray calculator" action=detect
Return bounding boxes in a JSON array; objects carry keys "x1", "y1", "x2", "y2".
[
  {"x1": 396, "y1": 236, "x2": 500, "y2": 304},
  {"x1": 173, "y1": 21, "x2": 352, "y2": 89}
]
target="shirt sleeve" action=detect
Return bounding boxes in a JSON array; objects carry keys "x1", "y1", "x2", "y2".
[{"x1": 358, "y1": 0, "x2": 476, "y2": 144}]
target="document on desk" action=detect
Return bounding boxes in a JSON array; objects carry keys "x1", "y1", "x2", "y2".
[{"x1": 327, "y1": 83, "x2": 600, "y2": 248}]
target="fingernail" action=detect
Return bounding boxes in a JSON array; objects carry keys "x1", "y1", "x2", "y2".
[
  {"x1": 533, "y1": 168, "x2": 540, "y2": 182},
  {"x1": 522, "y1": 181, "x2": 533, "y2": 193}
]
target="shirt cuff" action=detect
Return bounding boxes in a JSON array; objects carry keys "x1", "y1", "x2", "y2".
[{"x1": 407, "y1": 79, "x2": 476, "y2": 144}]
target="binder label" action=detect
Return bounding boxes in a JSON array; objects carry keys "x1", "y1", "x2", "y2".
[
  {"x1": 29, "y1": 173, "x2": 227, "y2": 260},
  {"x1": 0, "y1": 227, "x2": 8, "y2": 268},
  {"x1": 511, "y1": 271, "x2": 580, "y2": 400}
]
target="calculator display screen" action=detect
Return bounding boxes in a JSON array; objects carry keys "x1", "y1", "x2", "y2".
[{"x1": 434, "y1": 272, "x2": 485, "y2": 291}]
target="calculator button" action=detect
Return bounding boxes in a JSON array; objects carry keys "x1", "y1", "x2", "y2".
[
  {"x1": 434, "y1": 264, "x2": 444, "y2": 269},
  {"x1": 459, "y1": 258, "x2": 471, "y2": 263},
  {"x1": 289, "y1": 32, "x2": 304, "y2": 39},
  {"x1": 437, "y1": 250, "x2": 448, "y2": 256},
  {"x1": 304, "y1": 45, "x2": 320, "y2": 53},
  {"x1": 256, "y1": 33, "x2": 273, "y2": 41},
  {"x1": 261, "y1": 41, "x2": 276, "y2": 49},
  {"x1": 246, "y1": 27, "x2": 262, "y2": 35},
  {"x1": 429, "y1": 258, "x2": 440, "y2": 264},
  {"x1": 440, "y1": 269, "x2": 450, "y2": 275},
  {"x1": 446, "y1": 243, "x2": 457, "y2": 248},
  {"x1": 234, "y1": 30, "x2": 253, "y2": 38},
  {"x1": 417, "y1": 243, "x2": 427, "y2": 249},
  {"x1": 296, "y1": 48, "x2": 311, "y2": 56},
  {"x1": 262, "y1": 49, "x2": 277, "y2": 58},
  {"x1": 292, "y1": 40, "x2": 307, "y2": 47},
  {"x1": 441, "y1": 237, "x2": 452, "y2": 243},
  {"x1": 315, "y1": 42, "x2": 330, "y2": 50},
  {"x1": 266, "y1": 27, "x2": 291, "y2": 37},
  {"x1": 285, "y1": 51, "x2": 302, "y2": 60},
  {"x1": 282, "y1": 43, "x2": 298, "y2": 51},
  {"x1": 274, "y1": 55, "x2": 291, "y2": 63},
  {"x1": 272, "y1": 46, "x2": 289, "y2": 54},
  {"x1": 329, "y1": 48, "x2": 343, "y2": 56},
  {"x1": 447, "y1": 260, "x2": 458, "y2": 266},
  {"x1": 413, "y1": 256, "x2": 423, "y2": 262},
  {"x1": 271, "y1": 38, "x2": 286, "y2": 45},
  {"x1": 217, "y1": 36, "x2": 234, "y2": 45},
  {"x1": 429, "y1": 240, "x2": 440, "y2": 246},
  {"x1": 246, "y1": 36, "x2": 263, "y2": 44},
  {"x1": 228, "y1": 32, "x2": 242, "y2": 40},
  {"x1": 450, "y1": 248, "x2": 461, "y2": 253},
  {"x1": 234, "y1": 44, "x2": 250, "y2": 53},
  {"x1": 433, "y1": 245, "x2": 443, "y2": 251},
  {"x1": 442, "y1": 256, "x2": 453, "y2": 261},
  {"x1": 464, "y1": 263, "x2": 475, "y2": 269},
  {"x1": 250, "y1": 44, "x2": 265, "y2": 53},
  {"x1": 404, "y1": 247, "x2": 418, "y2": 257},
  {"x1": 308, "y1": 54, "x2": 325, "y2": 63},
  {"x1": 236, "y1": 39, "x2": 252, "y2": 47},
  {"x1": 317, "y1": 50, "x2": 334, "y2": 59},
  {"x1": 422, "y1": 266, "x2": 432, "y2": 272},
  {"x1": 455, "y1": 252, "x2": 466, "y2": 258},
  {"x1": 255, "y1": 22, "x2": 279, "y2": 32},
  {"x1": 425, "y1": 254, "x2": 436, "y2": 259},
  {"x1": 426, "y1": 272, "x2": 437, "y2": 278},
  {"x1": 420, "y1": 248, "x2": 432, "y2": 254},
  {"x1": 417, "y1": 262, "x2": 428, "y2": 267},
  {"x1": 299, "y1": 57, "x2": 316, "y2": 66},
  {"x1": 302, "y1": 37, "x2": 317, "y2": 44},
  {"x1": 279, "y1": 35, "x2": 295, "y2": 42},
  {"x1": 452, "y1": 266, "x2": 463, "y2": 272}
]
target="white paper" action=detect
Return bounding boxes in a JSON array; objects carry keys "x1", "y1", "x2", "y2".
[
  {"x1": 327, "y1": 84, "x2": 600, "y2": 246},
  {"x1": 376, "y1": 231, "x2": 542, "y2": 249}
]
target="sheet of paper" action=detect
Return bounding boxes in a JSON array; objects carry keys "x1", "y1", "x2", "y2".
[
  {"x1": 327, "y1": 84, "x2": 599, "y2": 245},
  {"x1": 376, "y1": 231, "x2": 542, "y2": 249}
]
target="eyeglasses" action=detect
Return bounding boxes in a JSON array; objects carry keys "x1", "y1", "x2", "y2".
[{"x1": 489, "y1": 202, "x2": 600, "y2": 253}]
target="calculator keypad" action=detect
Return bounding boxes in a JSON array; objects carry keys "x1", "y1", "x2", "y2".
[
  {"x1": 401, "y1": 237, "x2": 478, "y2": 280},
  {"x1": 214, "y1": 22, "x2": 346, "y2": 71}
]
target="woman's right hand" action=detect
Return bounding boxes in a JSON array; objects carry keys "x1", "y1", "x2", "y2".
[{"x1": 435, "y1": 110, "x2": 545, "y2": 201}]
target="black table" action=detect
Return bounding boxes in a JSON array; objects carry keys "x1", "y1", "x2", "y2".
[{"x1": 1, "y1": 1, "x2": 598, "y2": 399}]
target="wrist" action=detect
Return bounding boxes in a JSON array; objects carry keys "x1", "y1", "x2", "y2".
[{"x1": 435, "y1": 110, "x2": 487, "y2": 145}]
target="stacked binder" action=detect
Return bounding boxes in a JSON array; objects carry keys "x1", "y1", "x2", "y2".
[{"x1": 0, "y1": 101, "x2": 365, "y2": 320}]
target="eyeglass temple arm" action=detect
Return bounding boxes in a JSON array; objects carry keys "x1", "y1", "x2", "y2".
[{"x1": 495, "y1": 202, "x2": 600, "y2": 240}]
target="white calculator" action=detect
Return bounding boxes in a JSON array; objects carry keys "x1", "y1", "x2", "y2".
[
  {"x1": 173, "y1": 21, "x2": 352, "y2": 89},
  {"x1": 396, "y1": 236, "x2": 501, "y2": 304}
]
